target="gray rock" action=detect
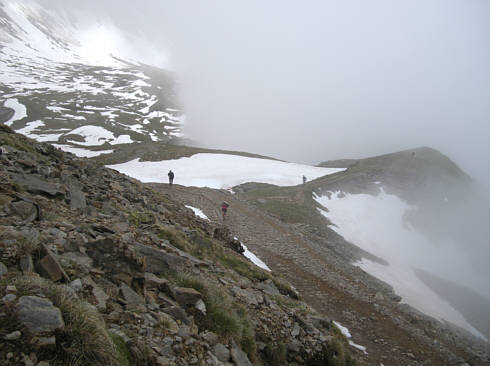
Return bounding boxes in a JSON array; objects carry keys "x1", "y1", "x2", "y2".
[
  {"x1": 194, "y1": 299, "x2": 207, "y2": 315},
  {"x1": 174, "y1": 287, "x2": 202, "y2": 306},
  {"x1": 2, "y1": 294, "x2": 17, "y2": 303},
  {"x1": 4, "y1": 330, "x2": 21, "y2": 340},
  {"x1": 82, "y1": 276, "x2": 109, "y2": 311},
  {"x1": 37, "y1": 251, "x2": 69, "y2": 282},
  {"x1": 230, "y1": 343, "x2": 252, "y2": 366},
  {"x1": 120, "y1": 283, "x2": 145, "y2": 306},
  {"x1": 70, "y1": 278, "x2": 82, "y2": 292},
  {"x1": 201, "y1": 331, "x2": 219, "y2": 345},
  {"x1": 33, "y1": 336, "x2": 56, "y2": 347},
  {"x1": 144, "y1": 272, "x2": 171, "y2": 291},
  {"x1": 67, "y1": 179, "x2": 86, "y2": 210},
  {"x1": 255, "y1": 279, "x2": 280, "y2": 296},
  {"x1": 16, "y1": 296, "x2": 64, "y2": 334},
  {"x1": 291, "y1": 322, "x2": 301, "y2": 337},
  {"x1": 162, "y1": 306, "x2": 191, "y2": 326},
  {"x1": 133, "y1": 243, "x2": 187, "y2": 274},
  {"x1": 0, "y1": 261, "x2": 7, "y2": 277},
  {"x1": 213, "y1": 343, "x2": 230, "y2": 362},
  {"x1": 11, "y1": 200, "x2": 36, "y2": 220},
  {"x1": 12, "y1": 173, "x2": 64, "y2": 196}
]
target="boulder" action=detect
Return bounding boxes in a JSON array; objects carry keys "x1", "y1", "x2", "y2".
[
  {"x1": 162, "y1": 305, "x2": 191, "y2": 326},
  {"x1": 37, "y1": 250, "x2": 69, "y2": 282},
  {"x1": 16, "y1": 296, "x2": 64, "y2": 334},
  {"x1": 120, "y1": 283, "x2": 145, "y2": 306},
  {"x1": 213, "y1": 343, "x2": 230, "y2": 362},
  {"x1": 133, "y1": 243, "x2": 187, "y2": 274},
  {"x1": 12, "y1": 173, "x2": 64, "y2": 197},
  {"x1": 144, "y1": 272, "x2": 171, "y2": 291},
  {"x1": 173, "y1": 287, "x2": 202, "y2": 306}
]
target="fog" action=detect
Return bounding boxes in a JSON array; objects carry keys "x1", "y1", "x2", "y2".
[
  {"x1": 38, "y1": 0, "x2": 490, "y2": 190},
  {"x1": 33, "y1": 0, "x2": 490, "y2": 334}
]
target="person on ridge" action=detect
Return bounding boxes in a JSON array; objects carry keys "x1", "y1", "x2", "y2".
[
  {"x1": 221, "y1": 201, "x2": 230, "y2": 220},
  {"x1": 302, "y1": 175, "x2": 307, "y2": 185},
  {"x1": 168, "y1": 170, "x2": 174, "y2": 186}
]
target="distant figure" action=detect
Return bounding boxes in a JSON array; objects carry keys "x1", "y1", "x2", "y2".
[
  {"x1": 302, "y1": 175, "x2": 307, "y2": 185},
  {"x1": 221, "y1": 201, "x2": 230, "y2": 220},
  {"x1": 411, "y1": 152, "x2": 415, "y2": 159},
  {"x1": 168, "y1": 170, "x2": 174, "y2": 186}
]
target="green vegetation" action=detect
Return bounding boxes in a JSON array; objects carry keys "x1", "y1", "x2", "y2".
[
  {"x1": 109, "y1": 333, "x2": 133, "y2": 366},
  {"x1": 126, "y1": 210, "x2": 154, "y2": 227}
]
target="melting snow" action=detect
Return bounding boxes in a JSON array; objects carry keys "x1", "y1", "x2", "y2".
[
  {"x1": 3, "y1": 99, "x2": 27, "y2": 126},
  {"x1": 315, "y1": 190, "x2": 487, "y2": 340},
  {"x1": 333, "y1": 321, "x2": 367, "y2": 354},
  {"x1": 53, "y1": 145, "x2": 114, "y2": 158},
  {"x1": 185, "y1": 205, "x2": 210, "y2": 221},
  {"x1": 107, "y1": 153, "x2": 345, "y2": 189}
]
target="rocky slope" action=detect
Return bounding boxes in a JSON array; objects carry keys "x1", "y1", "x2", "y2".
[{"x1": 0, "y1": 125, "x2": 362, "y2": 366}]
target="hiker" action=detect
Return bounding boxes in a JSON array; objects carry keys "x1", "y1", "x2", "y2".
[
  {"x1": 221, "y1": 201, "x2": 229, "y2": 220},
  {"x1": 302, "y1": 175, "x2": 307, "y2": 184},
  {"x1": 168, "y1": 170, "x2": 174, "y2": 186}
]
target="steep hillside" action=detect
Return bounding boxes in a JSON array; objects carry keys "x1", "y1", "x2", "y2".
[{"x1": 0, "y1": 126, "x2": 364, "y2": 366}]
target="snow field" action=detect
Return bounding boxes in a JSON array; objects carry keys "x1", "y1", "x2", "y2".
[
  {"x1": 315, "y1": 189, "x2": 487, "y2": 340},
  {"x1": 107, "y1": 153, "x2": 345, "y2": 189}
]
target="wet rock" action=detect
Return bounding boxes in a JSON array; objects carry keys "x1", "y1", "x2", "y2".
[{"x1": 16, "y1": 296, "x2": 64, "y2": 334}]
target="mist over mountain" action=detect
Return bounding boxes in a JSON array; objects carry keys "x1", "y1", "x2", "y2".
[
  {"x1": 36, "y1": 0, "x2": 490, "y2": 191},
  {"x1": 1, "y1": 1, "x2": 489, "y2": 365}
]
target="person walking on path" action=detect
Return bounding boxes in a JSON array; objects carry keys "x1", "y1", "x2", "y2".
[
  {"x1": 302, "y1": 175, "x2": 307, "y2": 185},
  {"x1": 221, "y1": 201, "x2": 230, "y2": 220},
  {"x1": 168, "y1": 170, "x2": 174, "y2": 186}
]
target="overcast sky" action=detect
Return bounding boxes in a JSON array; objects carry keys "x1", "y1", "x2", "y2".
[{"x1": 40, "y1": 0, "x2": 490, "y2": 188}]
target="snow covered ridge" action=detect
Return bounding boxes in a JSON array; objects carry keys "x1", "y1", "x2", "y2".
[
  {"x1": 314, "y1": 189, "x2": 488, "y2": 341},
  {"x1": 0, "y1": 1, "x2": 184, "y2": 145},
  {"x1": 106, "y1": 153, "x2": 345, "y2": 189}
]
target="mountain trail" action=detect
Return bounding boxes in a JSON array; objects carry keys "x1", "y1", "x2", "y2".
[{"x1": 148, "y1": 183, "x2": 476, "y2": 365}]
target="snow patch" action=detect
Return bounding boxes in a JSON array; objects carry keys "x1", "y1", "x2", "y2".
[
  {"x1": 185, "y1": 205, "x2": 209, "y2": 221},
  {"x1": 107, "y1": 153, "x2": 345, "y2": 189},
  {"x1": 3, "y1": 98, "x2": 27, "y2": 126}
]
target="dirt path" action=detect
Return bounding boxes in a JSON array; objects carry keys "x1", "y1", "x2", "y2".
[{"x1": 151, "y1": 183, "x2": 477, "y2": 365}]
